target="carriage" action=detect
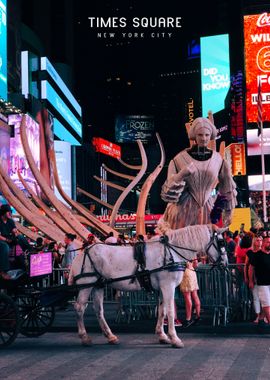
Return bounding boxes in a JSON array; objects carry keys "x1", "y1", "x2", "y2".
[
  {"x1": 0, "y1": 225, "x2": 227, "y2": 348},
  {"x1": 0, "y1": 250, "x2": 56, "y2": 347}
]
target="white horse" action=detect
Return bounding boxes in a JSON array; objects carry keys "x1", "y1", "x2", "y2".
[{"x1": 69, "y1": 224, "x2": 227, "y2": 348}]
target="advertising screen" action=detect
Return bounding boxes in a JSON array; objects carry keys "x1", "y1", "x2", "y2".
[
  {"x1": 8, "y1": 114, "x2": 40, "y2": 190},
  {"x1": 244, "y1": 13, "x2": 270, "y2": 123},
  {"x1": 0, "y1": 119, "x2": 10, "y2": 174},
  {"x1": 54, "y1": 140, "x2": 72, "y2": 205},
  {"x1": 41, "y1": 80, "x2": 82, "y2": 138},
  {"x1": 247, "y1": 128, "x2": 270, "y2": 156},
  {"x1": 225, "y1": 143, "x2": 246, "y2": 176},
  {"x1": 115, "y1": 115, "x2": 155, "y2": 143},
  {"x1": 54, "y1": 118, "x2": 80, "y2": 146},
  {"x1": 200, "y1": 34, "x2": 230, "y2": 117},
  {"x1": 248, "y1": 174, "x2": 270, "y2": 191},
  {"x1": 41, "y1": 57, "x2": 82, "y2": 116},
  {"x1": 92, "y1": 137, "x2": 121, "y2": 159},
  {"x1": 0, "y1": 0, "x2": 7, "y2": 101},
  {"x1": 30, "y1": 252, "x2": 52, "y2": 277}
]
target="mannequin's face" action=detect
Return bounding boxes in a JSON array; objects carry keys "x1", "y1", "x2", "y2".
[{"x1": 195, "y1": 127, "x2": 211, "y2": 147}]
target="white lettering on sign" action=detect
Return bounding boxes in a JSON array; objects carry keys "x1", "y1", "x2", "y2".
[
  {"x1": 187, "y1": 99, "x2": 194, "y2": 123},
  {"x1": 234, "y1": 145, "x2": 243, "y2": 174},
  {"x1": 257, "y1": 13, "x2": 270, "y2": 28},
  {"x1": 203, "y1": 68, "x2": 230, "y2": 92},
  {"x1": 203, "y1": 68, "x2": 218, "y2": 76}
]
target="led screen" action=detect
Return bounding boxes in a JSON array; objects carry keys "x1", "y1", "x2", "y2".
[
  {"x1": 0, "y1": 0, "x2": 7, "y2": 101},
  {"x1": 41, "y1": 80, "x2": 82, "y2": 138},
  {"x1": 247, "y1": 128, "x2": 270, "y2": 156},
  {"x1": 200, "y1": 34, "x2": 230, "y2": 117},
  {"x1": 54, "y1": 140, "x2": 72, "y2": 205},
  {"x1": 0, "y1": 120, "x2": 10, "y2": 174},
  {"x1": 41, "y1": 57, "x2": 82, "y2": 116},
  {"x1": 8, "y1": 114, "x2": 40, "y2": 190},
  {"x1": 115, "y1": 115, "x2": 155, "y2": 143},
  {"x1": 244, "y1": 13, "x2": 270, "y2": 123},
  {"x1": 248, "y1": 174, "x2": 270, "y2": 191},
  {"x1": 30, "y1": 252, "x2": 52, "y2": 277},
  {"x1": 54, "y1": 118, "x2": 80, "y2": 146}
]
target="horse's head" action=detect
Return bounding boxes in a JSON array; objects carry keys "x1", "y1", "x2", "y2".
[{"x1": 206, "y1": 226, "x2": 228, "y2": 266}]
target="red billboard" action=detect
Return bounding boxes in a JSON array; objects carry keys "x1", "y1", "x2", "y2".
[
  {"x1": 92, "y1": 137, "x2": 121, "y2": 159},
  {"x1": 244, "y1": 13, "x2": 270, "y2": 123}
]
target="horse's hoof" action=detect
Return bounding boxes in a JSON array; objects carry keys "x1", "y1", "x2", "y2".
[
  {"x1": 108, "y1": 336, "x2": 120, "y2": 345},
  {"x1": 81, "y1": 335, "x2": 92, "y2": 346},
  {"x1": 171, "y1": 340, "x2": 184, "y2": 348}
]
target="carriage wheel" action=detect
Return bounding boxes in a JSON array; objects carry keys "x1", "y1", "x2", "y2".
[
  {"x1": 18, "y1": 294, "x2": 55, "y2": 337},
  {"x1": 0, "y1": 293, "x2": 19, "y2": 347}
]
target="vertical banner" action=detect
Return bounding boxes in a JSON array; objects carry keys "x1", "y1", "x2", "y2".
[
  {"x1": 225, "y1": 143, "x2": 246, "y2": 176},
  {"x1": 244, "y1": 13, "x2": 270, "y2": 123},
  {"x1": 200, "y1": 34, "x2": 230, "y2": 117},
  {"x1": 54, "y1": 140, "x2": 72, "y2": 205},
  {"x1": 0, "y1": 0, "x2": 7, "y2": 101}
]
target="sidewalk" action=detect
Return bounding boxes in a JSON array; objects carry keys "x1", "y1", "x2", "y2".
[{"x1": 50, "y1": 302, "x2": 270, "y2": 336}]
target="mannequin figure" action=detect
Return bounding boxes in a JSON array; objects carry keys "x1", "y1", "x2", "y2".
[{"x1": 161, "y1": 117, "x2": 237, "y2": 229}]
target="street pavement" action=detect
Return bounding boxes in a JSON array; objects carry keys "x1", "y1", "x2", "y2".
[
  {"x1": 1, "y1": 303, "x2": 270, "y2": 379},
  {"x1": 1, "y1": 331, "x2": 270, "y2": 380}
]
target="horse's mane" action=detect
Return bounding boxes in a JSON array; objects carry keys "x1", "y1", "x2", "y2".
[{"x1": 165, "y1": 224, "x2": 212, "y2": 259}]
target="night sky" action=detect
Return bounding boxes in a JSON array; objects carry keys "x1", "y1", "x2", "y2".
[{"x1": 72, "y1": 0, "x2": 243, "y2": 148}]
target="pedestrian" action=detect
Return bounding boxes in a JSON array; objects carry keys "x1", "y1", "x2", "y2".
[
  {"x1": 61, "y1": 233, "x2": 78, "y2": 272},
  {"x1": 180, "y1": 258, "x2": 201, "y2": 327},
  {"x1": 245, "y1": 235, "x2": 265, "y2": 324},
  {"x1": 105, "y1": 231, "x2": 117, "y2": 244},
  {"x1": 248, "y1": 235, "x2": 270, "y2": 324}
]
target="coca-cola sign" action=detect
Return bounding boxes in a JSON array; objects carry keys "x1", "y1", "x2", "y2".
[{"x1": 257, "y1": 13, "x2": 270, "y2": 27}]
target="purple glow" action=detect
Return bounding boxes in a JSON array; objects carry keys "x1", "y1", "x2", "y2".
[
  {"x1": 8, "y1": 114, "x2": 40, "y2": 190},
  {"x1": 30, "y1": 252, "x2": 52, "y2": 277}
]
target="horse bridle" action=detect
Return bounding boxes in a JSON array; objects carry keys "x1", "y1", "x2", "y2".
[{"x1": 160, "y1": 231, "x2": 227, "y2": 266}]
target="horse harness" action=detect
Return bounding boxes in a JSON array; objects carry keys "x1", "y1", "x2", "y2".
[{"x1": 73, "y1": 232, "x2": 226, "y2": 292}]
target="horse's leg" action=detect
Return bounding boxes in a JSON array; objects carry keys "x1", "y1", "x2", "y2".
[
  {"x1": 74, "y1": 288, "x2": 92, "y2": 346},
  {"x1": 155, "y1": 296, "x2": 171, "y2": 344},
  {"x1": 92, "y1": 287, "x2": 119, "y2": 344},
  {"x1": 161, "y1": 285, "x2": 184, "y2": 348}
]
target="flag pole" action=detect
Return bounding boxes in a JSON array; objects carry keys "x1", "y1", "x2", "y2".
[{"x1": 260, "y1": 122, "x2": 267, "y2": 223}]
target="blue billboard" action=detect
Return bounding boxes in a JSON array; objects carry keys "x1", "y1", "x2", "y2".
[
  {"x1": 41, "y1": 80, "x2": 82, "y2": 138},
  {"x1": 41, "y1": 57, "x2": 82, "y2": 116},
  {"x1": 0, "y1": 0, "x2": 7, "y2": 101},
  {"x1": 200, "y1": 34, "x2": 230, "y2": 117},
  {"x1": 54, "y1": 118, "x2": 80, "y2": 146},
  {"x1": 115, "y1": 115, "x2": 155, "y2": 143}
]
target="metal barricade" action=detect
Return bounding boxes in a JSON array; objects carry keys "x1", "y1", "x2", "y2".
[
  {"x1": 51, "y1": 265, "x2": 253, "y2": 326},
  {"x1": 115, "y1": 290, "x2": 158, "y2": 323}
]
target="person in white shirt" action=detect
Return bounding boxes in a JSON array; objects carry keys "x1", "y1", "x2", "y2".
[{"x1": 105, "y1": 232, "x2": 118, "y2": 245}]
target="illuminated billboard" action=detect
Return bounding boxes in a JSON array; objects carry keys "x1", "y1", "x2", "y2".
[
  {"x1": 248, "y1": 174, "x2": 270, "y2": 191},
  {"x1": 0, "y1": 119, "x2": 10, "y2": 174},
  {"x1": 0, "y1": 0, "x2": 7, "y2": 101},
  {"x1": 41, "y1": 57, "x2": 82, "y2": 116},
  {"x1": 54, "y1": 118, "x2": 80, "y2": 146},
  {"x1": 247, "y1": 128, "x2": 270, "y2": 156},
  {"x1": 8, "y1": 114, "x2": 40, "y2": 190},
  {"x1": 41, "y1": 80, "x2": 82, "y2": 137},
  {"x1": 200, "y1": 34, "x2": 230, "y2": 117},
  {"x1": 244, "y1": 13, "x2": 270, "y2": 123},
  {"x1": 92, "y1": 137, "x2": 121, "y2": 159},
  {"x1": 115, "y1": 115, "x2": 155, "y2": 143},
  {"x1": 225, "y1": 143, "x2": 246, "y2": 176},
  {"x1": 54, "y1": 140, "x2": 72, "y2": 205}
]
